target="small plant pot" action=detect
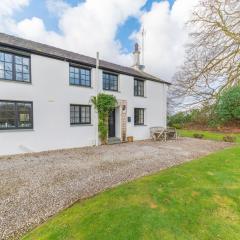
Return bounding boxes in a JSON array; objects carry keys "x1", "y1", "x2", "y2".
[{"x1": 127, "y1": 136, "x2": 134, "y2": 142}]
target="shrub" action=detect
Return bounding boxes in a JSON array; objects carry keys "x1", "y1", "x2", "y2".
[
  {"x1": 168, "y1": 111, "x2": 192, "y2": 128},
  {"x1": 172, "y1": 123, "x2": 182, "y2": 129},
  {"x1": 223, "y1": 135, "x2": 237, "y2": 143},
  {"x1": 193, "y1": 133, "x2": 204, "y2": 139},
  {"x1": 215, "y1": 86, "x2": 240, "y2": 123}
]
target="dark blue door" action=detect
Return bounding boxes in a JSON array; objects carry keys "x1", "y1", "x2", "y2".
[{"x1": 108, "y1": 109, "x2": 115, "y2": 138}]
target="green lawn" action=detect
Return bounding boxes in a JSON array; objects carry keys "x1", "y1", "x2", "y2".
[
  {"x1": 23, "y1": 145, "x2": 240, "y2": 240},
  {"x1": 178, "y1": 129, "x2": 240, "y2": 143}
]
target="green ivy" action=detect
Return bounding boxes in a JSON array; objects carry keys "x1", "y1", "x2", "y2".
[{"x1": 91, "y1": 93, "x2": 117, "y2": 144}]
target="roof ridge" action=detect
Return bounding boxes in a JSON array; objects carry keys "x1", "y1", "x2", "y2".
[{"x1": 0, "y1": 32, "x2": 170, "y2": 85}]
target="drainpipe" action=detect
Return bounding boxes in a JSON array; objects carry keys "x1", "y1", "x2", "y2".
[{"x1": 95, "y1": 52, "x2": 100, "y2": 146}]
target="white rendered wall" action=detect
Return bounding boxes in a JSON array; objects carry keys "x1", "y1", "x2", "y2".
[
  {"x1": 0, "y1": 54, "x2": 167, "y2": 155},
  {"x1": 101, "y1": 73, "x2": 168, "y2": 141}
]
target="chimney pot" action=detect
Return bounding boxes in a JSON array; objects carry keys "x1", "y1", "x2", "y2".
[
  {"x1": 132, "y1": 42, "x2": 144, "y2": 71},
  {"x1": 134, "y1": 43, "x2": 140, "y2": 52}
]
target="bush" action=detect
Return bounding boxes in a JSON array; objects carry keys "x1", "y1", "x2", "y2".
[
  {"x1": 172, "y1": 123, "x2": 182, "y2": 129},
  {"x1": 193, "y1": 133, "x2": 204, "y2": 139},
  {"x1": 168, "y1": 111, "x2": 192, "y2": 128},
  {"x1": 215, "y1": 86, "x2": 240, "y2": 123},
  {"x1": 223, "y1": 135, "x2": 237, "y2": 142}
]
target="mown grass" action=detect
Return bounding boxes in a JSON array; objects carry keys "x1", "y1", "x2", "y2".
[
  {"x1": 23, "y1": 145, "x2": 240, "y2": 240},
  {"x1": 178, "y1": 129, "x2": 240, "y2": 143}
]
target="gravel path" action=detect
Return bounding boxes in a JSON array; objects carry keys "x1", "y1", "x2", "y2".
[{"x1": 0, "y1": 138, "x2": 232, "y2": 239}]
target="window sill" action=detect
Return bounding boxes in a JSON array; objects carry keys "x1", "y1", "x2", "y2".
[
  {"x1": 134, "y1": 124, "x2": 147, "y2": 127},
  {"x1": 103, "y1": 89, "x2": 120, "y2": 93},
  {"x1": 134, "y1": 95, "x2": 147, "y2": 98},
  {"x1": 70, "y1": 124, "x2": 93, "y2": 127},
  {"x1": 0, "y1": 128, "x2": 34, "y2": 132},
  {"x1": 0, "y1": 79, "x2": 32, "y2": 85},
  {"x1": 69, "y1": 84, "x2": 93, "y2": 89}
]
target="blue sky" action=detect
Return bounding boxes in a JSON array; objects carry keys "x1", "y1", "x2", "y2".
[{"x1": 15, "y1": 0, "x2": 175, "y2": 52}]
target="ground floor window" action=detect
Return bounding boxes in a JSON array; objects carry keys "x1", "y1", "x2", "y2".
[
  {"x1": 70, "y1": 105, "x2": 91, "y2": 125},
  {"x1": 0, "y1": 100, "x2": 33, "y2": 129},
  {"x1": 134, "y1": 108, "x2": 144, "y2": 125}
]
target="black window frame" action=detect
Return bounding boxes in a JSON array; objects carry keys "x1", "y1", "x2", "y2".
[
  {"x1": 0, "y1": 50, "x2": 31, "y2": 83},
  {"x1": 134, "y1": 79, "x2": 145, "y2": 97},
  {"x1": 0, "y1": 100, "x2": 33, "y2": 130},
  {"x1": 69, "y1": 65, "x2": 91, "y2": 87},
  {"x1": 70, "y1": 104, "x2": 91, "y2": 125},
  {"x1": 134, "y1": 108, "x2": 145, "y2": 126},
  {"x1": 103, "y1": 72, "x2": 118, "y2": 92}
]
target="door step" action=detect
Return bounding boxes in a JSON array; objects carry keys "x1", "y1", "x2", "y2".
[{"x1": 108, "y1": 137, "x2": 121, "y2": 145}]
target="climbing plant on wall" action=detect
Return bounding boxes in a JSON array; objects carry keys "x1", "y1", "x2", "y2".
[{"x1": 91, "y1": 93, "x2": 117, "y2": 144}]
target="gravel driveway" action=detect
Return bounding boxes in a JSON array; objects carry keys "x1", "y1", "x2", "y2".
[{"x1": 0, "y1": 138, "x2": 231, "y2": 239}]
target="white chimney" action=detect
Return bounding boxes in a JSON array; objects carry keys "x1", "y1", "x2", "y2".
[{"x1": 132, "y1": 43, "x2": 145, "y2": 71}]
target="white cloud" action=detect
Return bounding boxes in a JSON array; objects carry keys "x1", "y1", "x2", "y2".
[
  {"x1": 0, "y1": 0, "x2": 29, "y2": 32},
  {"x1": 133, "y1": 0, "x2": 199, "y2": 81},
  {"x1": 0, "y1": 0, "x2": 29, "y2": 16},
  {"x1": 16, "y1": 17, "x2": 63, "y2": 45},
  {"x1": 46, "y1": 0, "x2": 70, "y2": 17},
  {"x1": 0, "y1": 0, "x2": 199, "y2": 82}
]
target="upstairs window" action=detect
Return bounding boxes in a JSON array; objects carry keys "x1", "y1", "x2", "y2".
[
  {"x1": 0, "y1": 100, "x2": 33, "y2": 130},
  {"x1": 0, "y1": 51, "x2": 30, "y2": 83},
  {"x1": 103, "y1": 72, "x2": 118, "y2": 91},
  {"x1": 134, "y1": 108, "x2": 144, "y2": 125},
  {"x1": 134, "y1": 79, "x2": 144, "y2": 97},
  {"x1": 70, "y1": 105, "x2": 91, "y2": 125},
  {"x1": 69, "y1": 66, "x2": 91, "y2": 87}
]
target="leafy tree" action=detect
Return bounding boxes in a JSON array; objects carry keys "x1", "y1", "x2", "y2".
[{"x1": 215, "y1": 86, "x2": 240, "y2": 123}]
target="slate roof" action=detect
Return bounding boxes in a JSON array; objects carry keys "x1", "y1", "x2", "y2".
[{"x1": 0, "y1": 32, "x2": 170, "y2": 84}]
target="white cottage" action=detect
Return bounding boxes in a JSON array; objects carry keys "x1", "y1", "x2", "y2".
[{"x1": 0, "y1": 33, "x2": 170, "y2": 155}]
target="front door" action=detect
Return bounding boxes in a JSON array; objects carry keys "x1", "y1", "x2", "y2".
[{"x1": 108, "y1": 109, "x2": 115, "y2": 138}]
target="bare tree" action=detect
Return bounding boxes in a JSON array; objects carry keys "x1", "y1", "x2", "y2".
[{"x1": 171, "y1": 0, "x2": 240, "y2": 110}]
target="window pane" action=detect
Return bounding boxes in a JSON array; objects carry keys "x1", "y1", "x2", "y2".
[
  {"x1": 14, "y1": 55, "x2": 30, "y2": 82},
  {"x1": 0, "y1": 62, "x2": 4, "y2": 70},
  {"x1": 0, "y1": 52, "x2": 30, "y2": 82},
  {"x1": 16, "y1": 73, "x2": 22, "y2": 81},
  {"x1": 70, "y1": 105, "x2": 91, "y2": 124},
  {"x1": 5, "y1": 63, "x2": 12, "y2": 71},
  {"x1": 70, "y1": 77, "x2": 75, "y2": 84},
  {"x1": 5, "y1": 54, "x2": 12, "y2": 63},
  {"x1": 15, "y1": 56, "x2": 23, "y2": 64},
  {"x1": 0, "y1": 70, "x2": 4, "y2": 79},
  {"x1": 0, "y1": 53, "x2": 4, "y2": 61},
  {"x1": 23, "y1": 57, "x2": 29, "y2": 65},
  {"x1": 0, "y1": 102, "x2": 16, "y2": 129},
  {"x1": 134, "y1": 79, "x2": 144, "y2": 96},
  {"x1": 69, "y1": 66, "x2": 91, "y2": 87},
  {"x1": 103, "y1": 73, "x2": 118, "y2": 91},
  {"x1": 70, "y1": 67, "x2": 74, "y2": 73},
  {"x1": 23, "y1": 65, "x2": 29, "y2": 73},
  {"x1": 16, "y1": 64, "x2": 22, "y2": 72},
  {"x1": 16, "y1": 102, "x2": 33, "y2": 128},
  {"x1": 5, "y1": 71, "x2": 13, "y2": 80},
  {"x1": 134, "y1": 108, "x2": 144, "y2": 125},
  {"x1": 23, "y1": 74, "x2": 30, "y2": 81}
]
